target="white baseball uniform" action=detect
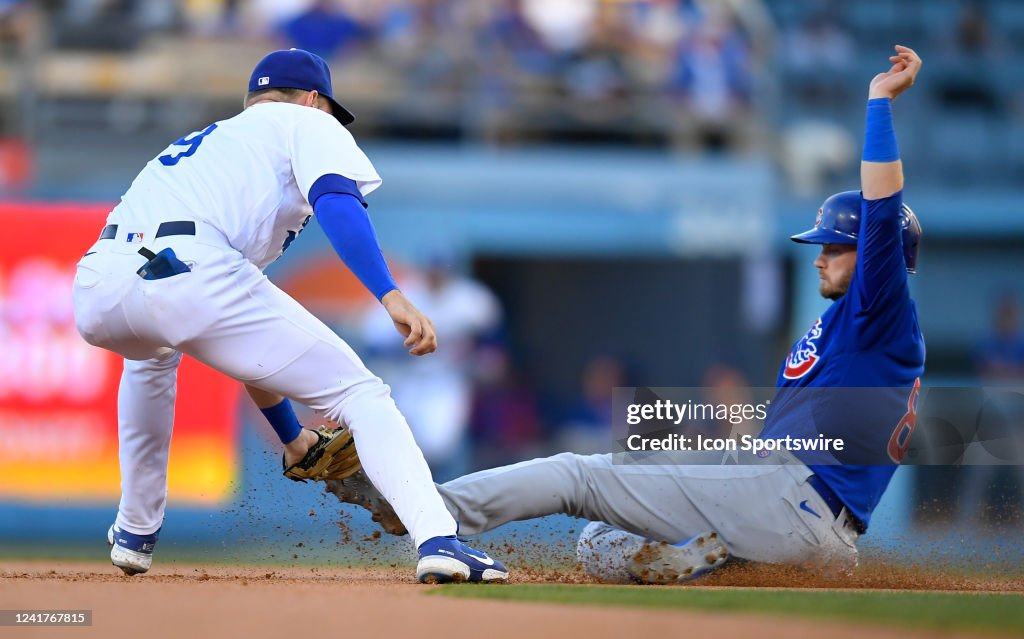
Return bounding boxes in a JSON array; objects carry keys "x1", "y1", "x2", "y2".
[{"x1": 72, "y1": 102, "x2": 456, "y2": 547}]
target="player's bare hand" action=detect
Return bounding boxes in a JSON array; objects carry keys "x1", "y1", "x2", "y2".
[
  {"x1": 381, "y1": 290, "x2": 437, "y2": 356},
  {"x1": 869, "y1": 45, "x2": 922, "y2": 101}
]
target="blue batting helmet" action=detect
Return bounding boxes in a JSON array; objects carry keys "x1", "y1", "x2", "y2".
[{"x1": 790, "y1": 190, "x2": 922, "y2": 274}]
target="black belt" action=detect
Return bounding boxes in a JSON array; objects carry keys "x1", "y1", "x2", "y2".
[
  {"x1": 99, "y1": 221, "x2": 196, "y2": 240},
  {"x1": 807, "y1": 474, "x2": 866, "y2": 533}
]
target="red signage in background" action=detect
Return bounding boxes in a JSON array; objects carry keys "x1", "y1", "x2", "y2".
[
  {"x1": 0, "y1": 203, "x2": 240, "y2": 504},
  {"x1": 0, "y1": 139, "x2": 30, "y2": 191}
]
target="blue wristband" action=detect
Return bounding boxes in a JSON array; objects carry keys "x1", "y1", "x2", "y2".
[
  {"x1": 260, "y1": 398, "x2": 303, "y2": 445},
  {"x1": 862, "y1": 98, "x2": 899, "y2": 162}
]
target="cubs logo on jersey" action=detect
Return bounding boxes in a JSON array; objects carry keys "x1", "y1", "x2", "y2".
[{"x1": 784, "y1": 318, "x2": 823, "y2": 379}]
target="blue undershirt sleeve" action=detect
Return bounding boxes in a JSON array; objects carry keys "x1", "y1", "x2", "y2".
[{"x1": 314, "y1": 192, "x2": 398, "y2": 301}]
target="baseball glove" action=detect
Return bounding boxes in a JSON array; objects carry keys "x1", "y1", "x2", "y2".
[{"x1": 283, "y1": 425, "x2": 362, "y2": 482}]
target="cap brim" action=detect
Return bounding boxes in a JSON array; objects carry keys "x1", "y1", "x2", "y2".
[
  {"x1": 790, "y1": 228, "x2": 858, "y2": 244},
  {"x1": 327, "y1": 97, "x2": 355, "y2": 126}
]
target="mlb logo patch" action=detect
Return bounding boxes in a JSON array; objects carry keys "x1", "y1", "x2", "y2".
[
  {"x1": 126, "y1": 232, "x2": 144, "y2": 243},
  {"x1": 258, "y1": 76, "x2": 270, "y2": 86}
]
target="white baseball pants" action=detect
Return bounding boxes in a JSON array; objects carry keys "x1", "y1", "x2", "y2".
[{"x1": 72, "y1": 224, "x2": 455, "y2": 547}]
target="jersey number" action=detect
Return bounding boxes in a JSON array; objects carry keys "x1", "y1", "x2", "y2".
[
  {"x1": 282, "y1": 215, "x2": 312, "y2": 254},
  {"x1": 887, "y1": 377, "x2": 921, "y2": 463},
  {"x1": 159, "y1": 123, "x2": 218, "y2": 166}
]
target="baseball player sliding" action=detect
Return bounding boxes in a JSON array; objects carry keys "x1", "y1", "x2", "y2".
[
  {"x1": 329, "y1": 45, "x2": 926, "y2": 583},
  {"x1": 71, "y1": 49, "x2": 507, "y2": 584}
]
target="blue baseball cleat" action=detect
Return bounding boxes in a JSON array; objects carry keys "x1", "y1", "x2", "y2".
[
  {"x1": 627, "y1": 531, "x2": 729, "y2": 584},
  {"x1": 107, "y1": 524, "x2": 160, "y2": 576},
  {"x1": 416, "y1": 536, "x2": 509, "y2": 584}
]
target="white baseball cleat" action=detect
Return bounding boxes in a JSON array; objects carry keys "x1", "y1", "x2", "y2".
[
  {"x1": 627, "y1": 531, "x2": 729, "y2": 584},
  {"x1": 107, "y1": 524, "x2": 160, "y2": 576}
]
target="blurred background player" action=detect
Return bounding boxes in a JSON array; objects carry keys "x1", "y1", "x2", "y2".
[
  {"x1": 957, "y1": 292, "x2": 1024, "y2": 525},
  {"x1": 556, "y1": 355, "x2": 630, "y2": 455},
  {"x1": 361, "y1": 254, "x2": 502, "y2": 482},
  {"x1": 974, "y1": 293, "x2": 1024, "y2": 382}
]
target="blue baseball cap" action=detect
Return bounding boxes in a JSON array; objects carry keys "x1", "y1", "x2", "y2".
[{"x1": 248, "y1": 48, "x2": 355, "y2": 126}]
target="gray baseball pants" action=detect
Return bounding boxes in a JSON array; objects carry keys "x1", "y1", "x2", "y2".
[{"x1": 435, "y1": 451, "x2": 859, "y2": 582}]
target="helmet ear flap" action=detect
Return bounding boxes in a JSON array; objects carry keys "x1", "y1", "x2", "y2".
[{"x1": 900, "y1": 204, "x2": 922, "y2": 274}]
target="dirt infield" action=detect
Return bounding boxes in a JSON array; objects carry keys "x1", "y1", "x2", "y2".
[{"x1": 0, "y1": 561, "x2": 1017, "y2": 639}]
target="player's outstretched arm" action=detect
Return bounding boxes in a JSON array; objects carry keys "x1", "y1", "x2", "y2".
[
  {"x1": 313, "y1": 192, "x2": 437, "y2": 356},
  {"x1": 861, "y1": 45, "x2": 922, "y2": 200}
]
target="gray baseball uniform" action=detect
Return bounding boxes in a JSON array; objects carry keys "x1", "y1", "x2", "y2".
[{"x1": 433, "y1": 450, "x2": 859, "y2": 582}]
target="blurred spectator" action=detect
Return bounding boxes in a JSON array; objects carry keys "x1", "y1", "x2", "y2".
[
  {"x1": 667, "y1": 8, "x2": 756, "y2": 151},
  {"x1": 782, "y1": 5, "x2": 853, "y2": 72},
  {"x1": 134, "y1": 0, "x2": 180, "y2": 32},
  {"x1": 0, "y1": 0, "x2": 33, "y2": 56},
  {"x1": 14, "y1": 0, "x2": 780, "y2": 148},
  {"x1": 278, "y1": 0, "x2": 372, "y2": 60},
  {"x1": 484, "y1": 3, "x2": 551, "y2": 79},
  {"x1": 781, "y1": 6, "x2": 855, "y2": 106},
  {"x1": 471, "y1": 0, "x2": 560, "y2": 142},
  {"x1": 182, "y1": 0, "x2": 243, "y2": 36},
  {"x1": 627, "y1": 0, "x2": 688, "y2": 49},
  {"x1": 52, "y1": 0, "x2": 183, "y2": 47},
  {"x1": 468, "y1": 342, "x2": 543, "y2": 470},
  {"x1": 958, "y1": 292, "x2": 1024, "y2": 527},
  {"x1": 361, "y1": 257, "x2": 502, "y2": 482},
  {"x1": 975, "y1": 292, "x2": 1024, "y2": 381},
  {"x1": 248, "y1": 0, "x2": 315, "y2": 32},
  {"x1": 935, "y1": 0, "x2": 1004, "y2": 112},
  {"x1": 520, "y1": 0, "x2": 596, "y2": 56},
  {"x1": 377, "y1": 0, "x2": 481, "y2": 107},
  {"x1": 956, "y1": 0, "x2": 993, "y2": 51},
  {"x1": 702, "y1": 363, "x2": 758, "y2": 439},
  {"x1": 558, "y1": 355, "x2": 629, "y2": 454},
  {"x1": 559, "y1": 1, "x2": 633, "y2": 121},
  {"x1": 620, "y1": 0, "x2": 687, "y2": 91}
]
